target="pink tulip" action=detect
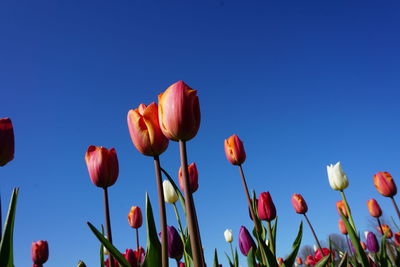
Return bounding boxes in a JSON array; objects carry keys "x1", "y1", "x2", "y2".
[{"x1": 85, "y1": 146, "x2": 119, "y2": 188}]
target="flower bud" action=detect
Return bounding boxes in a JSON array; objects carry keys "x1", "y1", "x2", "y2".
[
  {"x1": 367, "y1": 198, "x2": 382, "y2": 218},
  {"x1": 85, "y1": 146, "x2": 119, "y2": 188},
  {"x1": 160, "y1": 226, "x2": 183, "y2": 260},
  {"x1": 179, "y1": 263, "x2": 185, "y2": 267},
  {"x1": 0, "y1": 118, "x2": 14, "y2": 167},
  {"x1": 327, "y1": 162, "x2": 349, "y2": 191},
  {"x1": 336, "y1": 200, "x2": 348, "y2": 218},
  {"x1": 127, "y1": 103, "x2": 169, "y2": 156},
  {"x1": 238, "y1": 226, "x2": 256, "y2": 256},
  {"x1": 123, "y1": 249, "x2": 137, "y2": 267},
  {"x1": 158, "y1": 80, "x2": 201, "y2": 141},
  {"x1": 305, "y1": 255, "x2": 316, "y2": 266},
  {"x1": 291, "y1": 194, "x2": 308, "y2": 214},
  {"x1": 338, "y1": 218, "x2": 347, "y2": 235},
  {"x1": 224, "y1": 134, "x2": 246, "y2": 166},
  {"x1": 366, "y1": 232, "x2": 379, "y2": 252},
  {"x1": 296, "y1": 257, "x2": 303, "y2": 265},
  {"x1": 128, "y1": 206, "x2": 143, "y2": 229},
  {"x1": 258, "y1": 192, "x2": 276, "y2": 221},
  {"x1": 163, "y1": 180, "x2": 179, "y2": 204},
  {"x1": 178, "y1": 162, "x2": 199, "y2": 193},
  {"x1": 224, "y1": 229, "x2": 233, "y2": 243},
  {"x1": 32, "y1": 240, "x2": 49, "y2": 265},
  {"x1": 394, "y1": 232, "x2": 400, "y2": 246},
  {"x1": 377, "y1": 224, "x2": 393, "y2": 238},
  {"x1": 374, "y1": 172, "x2": 397, "y2": 197},
  {"x1": 277, "y1": 257, "x2": 284, "y2": 266},
  {"x1": 314, "y1": 248, "x2": 331, "y2": 262},
  {"x1": 77, "y1": 260, "x2": 87, "y2": 267}
]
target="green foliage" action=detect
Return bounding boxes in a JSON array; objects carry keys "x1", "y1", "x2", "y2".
[{"x1": 283, "y1": 222, "x2": 303, "y2": 267}]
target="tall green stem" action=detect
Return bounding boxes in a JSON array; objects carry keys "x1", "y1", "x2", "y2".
[
  {"x1": 303, "y1": 214, "x2": 322, "y2": 252},
  {"x1": 103, "y1": 187, "x2": 114, "y2": 267},
  {"x1": 340, "y1": 190, "x2": 357, "y2": 233},
  {"x1": 136, "y1": 228, "x2": 140, "y2": 266},
  {"x1": 266, "y1": 221, "x2": 275, "y2": 255},
  {"x1": 377, "y1": 218, "x2": 384, "y2": 235},
  {"x1": 390, "y1": 197, "x2": 400, "y2": 220},
  {"x1": 173, "y1": 203, "x2": 189, "y2": 267},
  {"x1": 229, "y1": 242, "x2": 235, "y2": 262}
]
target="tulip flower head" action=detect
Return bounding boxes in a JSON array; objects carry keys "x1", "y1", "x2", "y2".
[
  {"x1": 158, "y1": 80, "x2": 201, "y2": 141},
  {"x1": 336, "y1": 200, "x2": 348, "y2": 218},
  {"x1": 394, "y1": 232, "x2": 400, "y2": 246},
  {"x1": 291, "y1": 193, "x2": 308, "y2": 214},
  {"x1": 163, "y1": 180, "x2": 179, "y2": 204},
  {"x1": 277, "y1": 257, "x2": 284, "y2": 266},
  {"x1": 374, "y1": 172, "x2": 397, "y2": 197},
  {"x1": 128, "y1": 206, "x2": 143, "y2": 229},
  {"x1": 123, "y1": 249, "x2": 138, "y2": 267},
  {"x1": 224, "y1": 229, "x2": 233, "y2": 243},
  {"x1": 314, "y1": 248, "x2": 331, "y2": 262},
  {"x1": 224, "y1": 134, "x2": 246, "y2": 166},
  {"x1": 127, "y1": 103, "x2": 169, "y2": 156},
  {"x1": 0, "y1": 118, "x2": 14, "y2": 167},
  {"x1": 178, "y1": 162, "x2": 199, "y2": 193},
  {"x1": 32, "y1": 240, "x2": 49, "y2": 265},
  {"x1": 367, "y1": 198, "x2": 382, "y2": 218},
  {"x1": 178, "y1": 263, "x2": 185, "y2": 267},
  {"x1": 305, "y1": 255, "x2": 316, "y2": 266},
  {"x1": 377, "y1": 224, "x2": 393, "y2": 238},
  {"x1": 238, "y1": 226, "x2": 256, "y2": 256},
  {"x1": 258, "y1": 192, "x2": 276, "y2": 221},
  {"x1": 366, "y1": 232, "x2": 379, "y2": 253},
  {"x1": 85, "y1": 146, "x2": 119, "y2": 188},
  {"x1": 296, "y1": 257, "x2": 303, "y2": 265},
  {"x1": 327, "y1": 162, "x2": 349, "y2": 191},
  {"x1": 159, "y1": 226, "x2": 184, "y2": 260},
  {"x1": 338, "y1": 218, "x2": 347, "y2": 235}
]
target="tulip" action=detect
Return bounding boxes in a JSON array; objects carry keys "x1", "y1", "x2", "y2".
[
  {"x1": 224, "y1": 134, "x2": 246, "y2": 166},
  {"x1": 367, "y1": 199, "x2": 382, "y2": 218},
  {"x1": 258, "y1": 192, "x2": 276, "y2": 221},
  {"x1": 377, "y1": 224, "x2": 393, "y2": 238},
  {"x1": 134, "y1": 246, "x2": 146, "y2": 265},
  {"x1": 179, "y1": 263, "x2": 185, "y2": 267},
  {"x1": 158, "y1": 80, "x2": 200, "y2": 141},
  {"x1": 127, "y1": 103, "x2": 169, "y2": 156},
  {"x1": 124, "y1": 249, "x2": 137, "y2": 267},
  {"x1": 374, "y1": 172, "x2": 397, "y2": 197},
  {"x1": 159, "y1": 226, "x2": 183, "y2": 260},
  {"x1": 360, "y1": 241, "x2": 366, "y2": 250},
  {"x1": 314, "y1": 248, "x2": 331, "y2": 262},
  {"x1": 224, "y1": 229, "x2": 233, "y2": 243},
  {"x1": 85, "y1": 146, "x2": 119, "y2": 188},
  {"x1": 128, "y1": 206, "x2": 142, "y2": 229},
  {"x1": 238, "y1": 226, "x2": 256, "y2": 256},
  {"x1": 327, "y1": 162, "x2": 348, "y2": 191},
  {"x1": 163, "y1": 180, "x2": 179, "y2": 204},
  {"x1": 296, "y1": 257, "x2": 302, "y2": 265},
  {"x1": 336, "y1": 201, "x2": 348, "y2": 218},
  {"x1": 366, "y1": 232, "x2": 379, "y2": 253},
  {"x1": 277, "y1": 257, "x2": 284, "y2": 265},
  {"x1": 338, "y1": 218, "x2": 347, "y2": 235},
  {"x1": 104, "y1": 258, "x2": 119, "y2": 267},
  {"x1": 291, "y1": 194, "x2": 308, "y2": 214},
  {"x1": 394, "y1": 232, "x2": 400, "y2": 246},
  {"x1": 305, "y1": 255, "x2": 316, "y2": 266},
  {"x1": 178, "y1": 162, "x2": 198, "y2": 193},
  {"x1": 32, "y1": 240, "x2": 49, "y2": 265},
  {"x1": 0, "y1": 118, "x2": 14, "y2": 167}
]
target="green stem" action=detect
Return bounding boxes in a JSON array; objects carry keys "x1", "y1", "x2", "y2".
[
  {"x1": 390, "y1": 197, "x2": 400, "y2": 221},
  {"x1": 103, "y1": 187, "x2": 114, "y2": 267},
  {"x1": 136, "y1": 228, "x2": 140, "y2": 266},
  {"x1": 340, "y1": 190, "x2": 357, "y2": 233},
  {"x1": 229, "y1": 242, "x2": 235, "y2": 263},
  {"x1": 173, "y1": 203, "x2": 185, "y2": 237},
  {"x1": 303, "y1": 214, "x2": 322, "y2": 252},
  {"x1": 267, "y1": 221, "x2": 275, "y2": 255},
  {"x1": 377, "y1": 218, "x2": 384, "y2": 236}
]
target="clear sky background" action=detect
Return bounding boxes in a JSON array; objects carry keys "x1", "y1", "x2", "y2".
[{"x1": 1, "y1": 0, "x2": 400, "y2": 266}]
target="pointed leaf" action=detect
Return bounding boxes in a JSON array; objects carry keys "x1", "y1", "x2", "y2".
[
  {"x1": 272, "y1": 217, "x2": 278, "y2": 254},
  {"x1": 224, "y1": 252, "x2": 234, "y2": 267},
  {"x1": 314, "y1": 255, "x2": 330, "y2": 267},
  {"x1": 100, "y1": 225, "x2": 105, "y2": 267},
  {"x1": 283, "y1": 221, "x2": 303, "y2": 267},
  {"x1": 213, "y1": 248, "x2": 219, "y2": 267},
  {"x1": 338, "y1": 252, "x2": 348, "y2": 267},
  {"x1": 234, "y1": 248, "x2": 239, "y2": 267},
  {"x1": 143, "y1": 193, "x2": 162, "y2": 267},
  {"x1": 246, "y1": 248, "x2": 257, "y2": 267}
]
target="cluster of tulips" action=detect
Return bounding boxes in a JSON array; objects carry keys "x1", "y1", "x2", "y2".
[{"x1": 1, "y1": 80, "x2": 400, "y2": 267}]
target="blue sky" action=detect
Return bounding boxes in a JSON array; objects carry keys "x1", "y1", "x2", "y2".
[{"x1": 1, "y1": 0, "x2": 400, "y2": 266}]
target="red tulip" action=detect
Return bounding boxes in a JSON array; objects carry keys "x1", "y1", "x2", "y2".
[
  {"x1": 85, "y1": 146, "x2": 119, "y2": 188},
  {"x1": 291, "y1": 194, "x2": 308, "y2": 214},
  {"x1": 277, "y1": 257, "x2": 284, "y2": 265},
  {"x1": 394, "y1": 232, "x2": 400, "y2": 246},
  {"x1": 224, "y1": 134, "x2": 246, "y2": 166},
  {"x1": 179, "y1": 263, "x2": 185, "y2": 267},
  {"x1": 305, "y1": 255, "x2": 316, "y2": 266},
  {"x1": 296, "y1": 257, "x2": 303, "y2": 264},
  {"x1": 377, "y1": 224, "x2": 393, "y2": 238},
  {"x1": 127, "y1": 103, "x2": 169, "y2": 156},
  {"x1": 128, "y1": 206, "x2": 143, "y2": 229},
  {"x1": 258, "y1": 192, "x2": 276, "y2": 221},
  {"x1": 32, "y1": 240, "x2": 49, "y2": 265},
  {"x1": 178, "y1": 162, "x2": 199, "y2": 193},
  {"x1": 158, "y1": 80, "x2": 200, "y2": 141},
  {"x1": 336, "y1": 201, "x2": 348, "y2": 218},
  {"x1": 123, "y1": 249, "x2": 137, "y2": 267},
  {"x1": 374, "y1": 172, "x2": 397, "y2": 197},
  {"x1": 0, "y1": 118, "x2": 14, "y2": 167},
  {"x1": 314, "y1": 248, "x2": 331, "y2": 262},
  {"x1": 134, "y1": 246, "x2": 145, "y2": 265},
  {"x1": 338, "y1": 218, "x2": 347, "y2": 235},
  {"x1": 367, "y1": 199, "x2": 382, "y2": 218}
]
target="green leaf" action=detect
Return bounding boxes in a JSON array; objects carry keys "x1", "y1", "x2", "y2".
[
  {"x1": 87, "y1": 222, "x2": 130, "y2": 267},
  {"x1": 234, "y1": 248, "x2": 239, "y2": 267},
  {"x1": 0, "y1": 188, "x2": 19, "y2": 267},
  {"x1": 271, "y1": 217, "x2": 278, "y2": 254},
  {"x1": 328, "y1": 237, "x2": 334, "y2": 267},
  {"x1": 256, "y1": 233, "x2": 279, "y2": 267},
  {"x1": 100, "y1": 225, "x2": 105, "y2": 267},
  {"x1": 338, "y1": 252, "x2": 348, "y2": 267},
  {"x1": 213, "y1": 248, "x2": 219, "y2": 267},
  {"x1": 246, "y1": 248, "x2": 257, "y2": 267},
  {"x1": 283, "y1": 221, "x2": 302, "y2": 267},
  {"x1": 314, "y1": 255, "x2": 330, "y2": 267},
  {"x1": 143, "y1": 193, "x2": 162, "y2": 267},
  {"x1": 160, "y1": 167, "x2": 186, "y2": 217}
]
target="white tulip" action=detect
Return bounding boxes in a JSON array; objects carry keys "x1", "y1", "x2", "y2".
[
  {"x1": 313, "y1": 244, "x2": 317, "y2": 252},
  {"x1": 327, "y1": 162, "x2": 349, "y2": 191},
  {"x1": 224, "y1": 229, "x2": 233, "y2": 243},
  {"x1": 163, "y1": 180, "x2": 179, "y2": 204},
  {"x1": 364, "y1": 231, "x2": 369, "y2": 240}
]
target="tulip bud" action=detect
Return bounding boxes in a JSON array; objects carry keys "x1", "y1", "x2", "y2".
[
  {"x1": 238, "y1": 226, "x2": 256, "y2": 256},
  {"x1": 313, "y1": 244, "x2": 317, "y2": 252},
  {"x1": 224, "y1": 229, "x2": 233, "y2": 243},
  {"x1": 296, "y1": 257, "x2": 303, "y2": 265},
  {"x1": 366, "y1": 232, "x2": 379, "y2": 252},
  {"x1": 158, "y1": 80, "x2": 201, "y2": 141},
  {"x1": 134, "y1": 246, "x2": 145, "y2": 265},
  {"x1": 394, "y1": 232, "x2": 400, "y2": 246},
  {"x1": 179, "y1": 263, "x2": 185, "y2": 267},
  {"x1": 374, "y1": 172, "x2": 397, "y2": 197},
  {"x1": 224, "y1": 134, "x2": 246, "y2": 166},
  {"x1": 0, "y1": 118, "x2": 14, "y2": 167},
  {"x1": 128, "y1": 206, "x2": 143, "y2": 229},
  {"x1": 377, "y1": 224, "x2": 393, "y2": 238},
  {"x1": 367, "y1": 199, "x2": 382, "y2": 218},
  {"x1": 314, "y1": 248, "x2": 331, "y2": 262},
  {"x1": 291, "y1": 194, "x2": 308, "y2": 214},
  {"x1": 85, "y1": 146, "x2": 119, "y2": 188},
  {"x1": 77, "y1": 260, "x2": 87, "y2": 267},
  {"x1": 163, "y1": 180, "x2": 179, "y2": 204},
  {"x1": 160, "y1": 226, "x2": 184, "y2": 260},
  {"x1": 178, "y1": 162, "x2": 199, "y2": 193},
  {"x1": 336, "y1": 200, "x2": 348, "y2": 218},
  {"x1": 305, "y1": 255, "x2": 316, "y2": 266},
  {"x1": 127, "y1": 103, "x2": 169, "y2": 156},
  {"x1": 277, "y1": 257, "x2": 284, "y2": 265},
  {"x1": 338, "y1": 218, "x2": 347, "y2": 235},
  {"x1": 327, "y1": 162, "x2": 349, "y2": 191},
  {"x1": 123, "y1": 249, "x2": 137, "y2": 267},
  {"x1": 104, "y1": 258, "x2": 119, "y2": 267},
  {"x1": 258, "y1": 192, "x2": 276, "y2": 221},
  {"x1": 32, "y1": 240, "x2": 49, "y2": 265}
]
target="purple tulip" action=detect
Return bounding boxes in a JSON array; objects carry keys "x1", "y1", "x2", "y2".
[
  {"x1": 366, "y1": 232, "x2": 379, "y2": 253},
  {"x1": 160, "y1": 226, "x2": 183, "y2": 260},
  {"x1": 239, "y1": 226, "x2": 256, "y2": 256}
]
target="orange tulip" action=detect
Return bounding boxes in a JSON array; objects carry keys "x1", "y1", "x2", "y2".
[
  {"x1": 394, "y1": 232, "x2": 400, "y2": 246},
  {"x1": 0, "y1": 118, "x2": 14, "y2": 167},
  {"x1": 277, "y1": 257, "x2": 284, "y2": 266},
  {"x1": 360, "y1": 241, "x2": 366, "y2": 250},
  {"x1": 374, "y1": 172, "x2": 397, "y2": 197},
  {"x1": 336, "y1": 200, "x2": 348, "y2": 218},
  {"x1": 158, "y1": 80, "x2": 200, "y2": 141},
  {"x1": 377, "y1": 224, "x2": 393, "y2": 238},
  {"x1": 338, "y1": 218, "x2": 347, "y2": 235},
  {"x1": 178, "y1": 162, "x2": 199, "y2": 193},
  {"x1": 296, "y1": 257, "x2": 303, "y2": 265},
  {"x1": 128, "y1": 206, "x2": 143, "y2": 229},
  {"x1": 367, "y1": 199, "x2": 382, "y2": 218},
  {"x1": 291, "y1": 194, "x2": 308, "y2": 214},
  {"x1": 224, "y1": 134, "x2": 246, "y2": 166},
  {"x1": 85, "y1": 146, "x2": 119, "y2": 188},
  {"x1": 127, "y1": 103, "x2": 169, "y2": 156}
]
